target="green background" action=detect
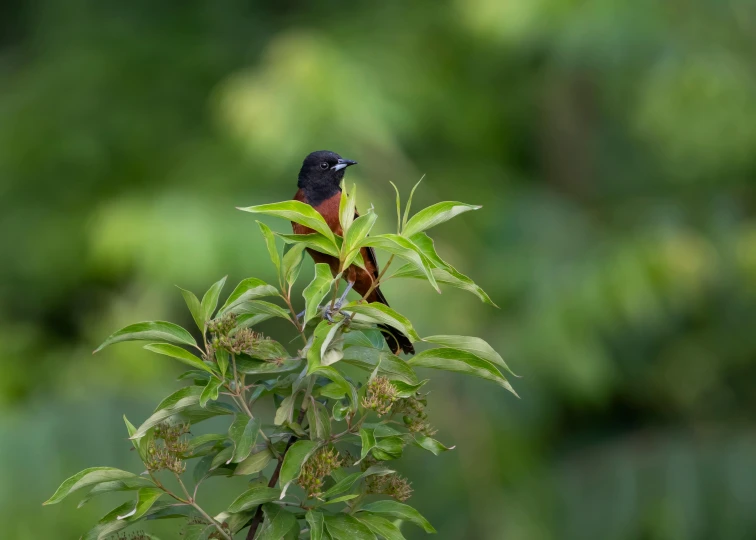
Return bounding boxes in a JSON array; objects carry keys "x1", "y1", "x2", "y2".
[{"x1": 2, "y1": 0, "x2": 756, "y2": 538}]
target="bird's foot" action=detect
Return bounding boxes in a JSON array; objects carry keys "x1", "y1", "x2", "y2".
[{"x1": 323, "y1": 299, "x2": 346, "y2": 323}]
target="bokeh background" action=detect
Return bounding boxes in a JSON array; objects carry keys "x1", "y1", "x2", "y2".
[{"x1": 3, "y1": 0, "x2": 756, "y2": 538}]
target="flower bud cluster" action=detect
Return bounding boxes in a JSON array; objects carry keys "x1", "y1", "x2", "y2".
[
  {"x1": 361, "y1": 376, "x2": 399, "y2": 416},
  {"x1": 145, "y1": 422, "x2": 191, "y2": 474},
  {"x1": 297, "y1": 446, "x2": 343, "y2": 498},
  {"x1": 396, "y1": 396, "x2": 436, "y2": 436},
  {"x1": 111, "y1": 532, "x2": 151, "y2": 540},
  {"x1": 366, "y1": 472, "x2": 413, "y2": 502}
]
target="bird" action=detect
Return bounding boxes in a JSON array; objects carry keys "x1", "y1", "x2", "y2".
[{"x1": 291, "y1": 150, "x2": 415, "y2": 355}]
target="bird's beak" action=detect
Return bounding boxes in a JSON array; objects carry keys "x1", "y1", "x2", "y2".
[{"x1": 331, "y1": 158, "x2": 358, "y2": 172}]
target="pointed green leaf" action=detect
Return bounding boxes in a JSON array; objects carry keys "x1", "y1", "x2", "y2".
[
  {"x1": 132, "y1": 386, "x2": 234, "y2": 438},
  {"x1": 357, "y1": 513, "x2": 407, "y2": 540},
  {"x1": 303, "y1": 264, "x2": 335, "y2": 324},
  {"x1": 275, "y1": 232, "x2": 341, "y2": 258},
  {"x1": 201, "y1": 276, "x2": 227, "y2": 323},
  {"x1": 235, "y1": 357, "x2": 303, "y2": 377},
  {"x1": 343, "y1": 302, "x2": 420, "y2": 342},
  {"x1": 361, "y1": 234, "x2": 439, "y2": 292},
  {"x1": 76, "y1": 478, "x2": 154, "y2": 509},
  {"x1": 44, "y1": 467, "x2": 140, "y2": 505},
  {"x1": 279, "y1": 440, "x2": 319, "y2": 487},
  {"x1": 227, "y1": 415, "x2": 261, "y2": 463},
  {"x1": 200, "y1": 377, "x2": 223, "y2": 407},
  {"x1": 95, "y1": 321, "x2": 196, "y2": 353},
  {"x1": 238, "y1": 200, "x2": 336, "y2": 243},
  {"x1": 324, "y1": 514, "x2": 377, "y2": 540},
  {"x1": 274, "y1": 393, "x2": 297, "y2": 426},
  {"x1": 409, "y1": 348, "x2": 517, "y2": 396},
  {"x1": 340, "y1": 183, "x2": 357, "y2": 233},
  {"x1": 343, "y1": 211, "x2": 378, "y2": 264},
  {"x1": 413, "y1": 434, "x2": 455, "y2": 455},
  {"x1": 143, "y1": 343, "x2": 214, "y2": 374},
  {"x1": 389, "y1": 181, "x2": 402, "y2": 235},
  {"x1": 218, "y1": 278, "x2": 279, "y2": 316},
  {"x1": 227, "y1": 485, "x2": 281, "y2": 513},
  {"x1": 215, "y1": 348, "x2": 229, "y2": 377},
  {"x1": 232, "y1": 300, "x2": 292, "y2": 322},
  {"x1": 306, "y1": 510, "x2": 325, "y2": 540},
  {"x1": 341, "y1": 346, "x2": 418, "y2": 385},
  {"x1": 113, "y1": 487, "x2": 163, "y2": 521},
  {"x1": 258, "y1": 221, "x2": 281, "y2": 273},
  {"x1": 423, "y1": 334, "x2": 515, "y2": 377},
  {"x1": 402, "y1": 176, "x2": 424, "y2": 230},
  {"x1": 258, "y1": 504, "x2": 299, "y2": 540},
  {"x1": 234, "y1": 449, "x2": 273, "y2": 476},
  {"x1": 359, "y1": 428, "x2": 376, "y2": 462},
  {"x1": 283, "y1": 243, "x2": 307, "y2": 287},
  {"x1": 359, "y1": 501, "x2": 436, "y2": 533},
  {"x1": 178, "y1": 287, "x2": 204, "y2": 332},
  {"x1": 402, "y1": 201, "x2": 481, "y2": 238}
]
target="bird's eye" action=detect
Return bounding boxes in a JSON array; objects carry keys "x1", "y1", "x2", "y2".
[{"x1": 320, "y1": 162, "x2": 329, "y2": 170}]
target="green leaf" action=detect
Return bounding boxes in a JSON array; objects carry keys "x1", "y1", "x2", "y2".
[
  {"x1": 374, "y1": 436, "x2": 404, "y2": 460},
  {"x1": 76, "y1": 478, "x2": 154, "y2": 509},
  {"x1": 186, "y1": 433, "x2": 228, "y2": 454},
  {"x1": 275, "y1": 232, "x2": 340, "y2": 258},
  {"x1": 215, "y1": 348, "x2": 229, "y2": 377},
  {"x1": 324, "y1": 514, "x2": 377, "y2": 540},
  {"x1": 423, "y1": 334, "x2": 516, "y2": 377},
  {"x1": 389, "y1": 181, "x2": 402, "y2": 235},
  {"x1": 44, "y1": 467, "x2": 140, "y2": 505},
  {"x1": 357, "y1": 513, "x2": 407, "y2": 540},
  {"x1": 143, "y1": 343, "x2": 214, "y2": 374},
  {"x1": 413, "y1": 434, "x2": 455, "y2": 455},
  {"x1": 343, "y1": 302, "x2": 420, "y2": 342},
  {"x1": 95, "y1": 321, "x2": 196, "y2": 353},
  {"x1": 303, "y1": 264, "x2": 335, "y2": 324},
  {"x1": 201, "y1": 276, "x2": 227, "y2": 323},
  {"x1": 359, "y1": 501, "x2": 436, "y2": 533},
  {"x1": 306, "y1": 510, "x2": 325, "y2": 540},
  {"x1": 232, "y1": 300, "x2": 292, "y2": 322},
  {"x1": 341, "y1": 346, "x2": 418, "y2": 385},
  {"x1": 306, "y1": 400, "x2": 332, "y2": 441},
  {"x1": 112, "y1": 487, "x2": 163, "y2": 521},
  {"x1": 359, "y1": 428, "x2": 376, "y2": 462},
  {"x1": 238, "y1": 200, "x2": 336, "y2": 243},
  {"x1": 279, "y1": 440, "x2": 319, "y2": 487},
  {"x1": 339, "y1": 183, "x2": 357, "y2": 233},
  {"x1": 235, "y1": 357, "x2": 303, "y2": 377},
  {"x1": 311, "y1": 365, "x2": 357, "y2": 409},
  {"x1": 322, "y1": 465, "x2": 394, "y2": 499},
  {"x1": 408, "y1": 347, "x2": 518, "y2": 396},
  {"x1": 234, "y1": 449, "x2": 273, "y2": 476},
  {"x1": 343, "y1": 211, "x2": 378, "y2": 266},
  {"x1": 307, "y1": 320, "x2": 343, "y2": 372},
  {"x1": 392, "y1": 379, "x2": 428, "y2": 398},
  {"x1": 178, "y1": 287, "x2": 204, "y2": 332},
  {"x1": 132, "y1": 386, "x2": 234, "y2": 438},
  {"x1": 361, "y1": 234, "x2": 439, "y2": 292},
  {"x1": 408, "y1": 232, "x2": 497, "y2": 306},
  {"x1": 258, "y1": 221, "x2": 281, "y2": 273},
  {"x1": 283, "y1": 243, "x2": 307, "y2": 287},
  {"x1": 402, "y1": 176, "x2": 424, "y2": 230},
  {"x1": 274, "y1": 393, "x2": 297, "y2": 426},
  {"x1": 227, "y1": 485, "x2": 281, "y2": 513},
  {"x1": 228, "y1": 415, "x2": 261, "y2": 463},
  {"x1": 200, "y1": 377, "x2": 223, "y2": 407},
  {"x1": 123, "y1": 415, "x2": 140, "y2": 453},
  {"x1": 323, "y1": 494, "x2": 360, "y2": 505},
  {"x1": 258, "y1": 503, "x2": 299, "y2": 540},
  {"x1": 402, "y1": 201, "x2": 481, "y2": 238},
  {"x1": 218, "y1": 277, "x2": 279, "y2": 316}
]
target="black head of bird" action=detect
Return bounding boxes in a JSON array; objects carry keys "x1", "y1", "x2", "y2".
[{"x1": 297, "y1": 150, "x2": 357, "y2": 203}]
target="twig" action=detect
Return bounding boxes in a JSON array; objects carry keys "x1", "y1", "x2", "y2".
[{"x1": 360, "y1": 255, "x2": 395, "y2": 301}]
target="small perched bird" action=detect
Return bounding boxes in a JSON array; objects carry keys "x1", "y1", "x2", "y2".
[{"x1": 292, "y1": 150, "x2": 415, "y2": 355}]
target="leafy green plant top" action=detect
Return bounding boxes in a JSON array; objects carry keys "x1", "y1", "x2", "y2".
[{"x1": 45, "y1": 182, "x2": 517, "y2": 539}]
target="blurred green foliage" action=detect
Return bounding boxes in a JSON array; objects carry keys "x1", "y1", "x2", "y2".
[{"x1": 3, "y1": 0, "x2": 756, "y2": 538}]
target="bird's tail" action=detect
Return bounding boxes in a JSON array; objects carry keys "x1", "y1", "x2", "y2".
[{"x1": 372, "y1": 287, "x2": 415, "y2": 356}]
